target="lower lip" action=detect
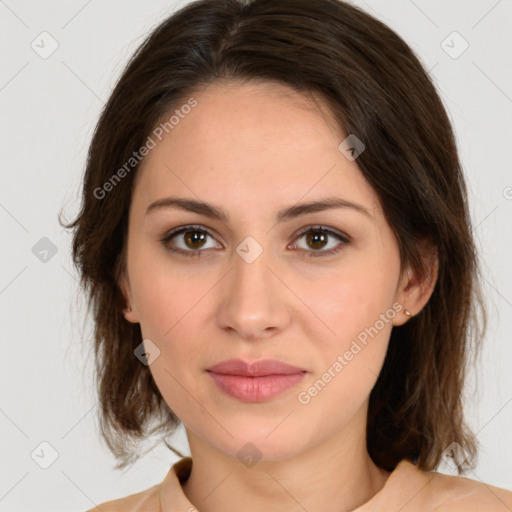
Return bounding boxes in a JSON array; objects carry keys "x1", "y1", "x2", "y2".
[{"x1": 207, "y1": 371, "x2": 306, "y2": 402}]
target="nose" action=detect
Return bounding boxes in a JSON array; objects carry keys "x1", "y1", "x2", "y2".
[{"x1": 216, "y1": 243, "x2": 291, "y2": 341}]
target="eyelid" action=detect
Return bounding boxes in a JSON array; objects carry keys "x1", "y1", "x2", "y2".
[
  {"x1": 160, "y1": 224, "x2": 221, "y2": 247},
  {"x1": 292, "y1": 224, "x2": 351, "y2": 243}
]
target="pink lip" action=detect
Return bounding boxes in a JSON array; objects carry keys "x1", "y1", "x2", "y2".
[{"x1": 206, "y1": 359, "x2": 307, "y2": 402}]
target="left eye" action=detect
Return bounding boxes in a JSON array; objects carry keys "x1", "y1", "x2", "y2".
[{"x1": 291, "y1": 226, "x2": 350, "y2": 258}]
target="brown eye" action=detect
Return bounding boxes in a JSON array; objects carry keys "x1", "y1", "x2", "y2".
[
  {"x1": 292, "y1": 226, "x2": 350, "y2": 258},
  {"x1": 160, "y1": 225, "x2": 221, "y2": 258},
  {"x1": 305, "y1": 231, "x2": 329, "y2": 250},
  {"x1": 183, "y1": 229, "x2": 207, "y2": 249}
]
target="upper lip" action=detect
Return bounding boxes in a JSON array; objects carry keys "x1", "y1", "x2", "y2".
[{"x1": 206, "y1": 359, "x2": 306, "y2": 377}]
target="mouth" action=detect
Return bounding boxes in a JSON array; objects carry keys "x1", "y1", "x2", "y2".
[{"x1": 205, "y1": 359, "x2": 307, "y2": 402}]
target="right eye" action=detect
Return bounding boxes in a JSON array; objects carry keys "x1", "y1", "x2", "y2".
[{"x1": 160, "y1": 225, "x2": 222, "y2": 258}]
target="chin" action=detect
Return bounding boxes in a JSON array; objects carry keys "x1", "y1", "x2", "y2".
[
  {"x1": 230, "y1": 440, "x2": 302, "y2": 465},
  {"x1": 207, "y1": 423, "x2": 307, "y2": 464}
]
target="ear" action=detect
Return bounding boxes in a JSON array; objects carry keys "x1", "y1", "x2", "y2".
[
  {"x1": 393, "y1": 241, "x2": 438, "y2": 327},
  {"x1": 118, "y1": 270, "x2": 140, "y2": 324}
]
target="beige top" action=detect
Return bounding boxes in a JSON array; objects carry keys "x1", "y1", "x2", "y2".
[{"x1": 89, "y1": 456, "x2": 512, "y2": 512}]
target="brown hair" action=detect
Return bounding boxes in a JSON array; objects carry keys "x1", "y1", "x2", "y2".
[{"x1": 61, "y1": 0, "x2": 486, "y2": 473}]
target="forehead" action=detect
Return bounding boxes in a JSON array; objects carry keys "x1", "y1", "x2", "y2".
[
  {"x1": 131, "y1": 80, "x2": 380, "y2": 217},
  {"x1": 176, "y1": 79, "x2": 343, "y2": 148}
]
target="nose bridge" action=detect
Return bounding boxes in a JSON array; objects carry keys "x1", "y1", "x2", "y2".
[
  {"x1": 217, "y1": 235, "x2": 289, "y2": 338},
  {"x1": 234, "y1": 239, "x2": 270, "y2": 291}
]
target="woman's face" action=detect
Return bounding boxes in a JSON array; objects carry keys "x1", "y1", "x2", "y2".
[{"x1": 121, "y1": 80, "x2": 414, "y2": 462}]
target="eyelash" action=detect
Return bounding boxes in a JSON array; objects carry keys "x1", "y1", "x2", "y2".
[{"x1": 160, "y1": 224, "x2": 350, "y2": 259}]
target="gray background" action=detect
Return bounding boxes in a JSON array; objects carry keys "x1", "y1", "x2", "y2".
[{"x1": 1, "y1": 0, "x2": 511, "y2": 510}]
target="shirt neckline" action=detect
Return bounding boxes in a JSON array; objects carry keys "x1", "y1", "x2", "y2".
[{"x1": 159, "y1": 456, "x2": 420, "y2": 512}]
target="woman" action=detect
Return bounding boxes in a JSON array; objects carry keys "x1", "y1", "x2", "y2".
[{"x1": 63, "y1": 0, "x2": 512, "y2": 510}]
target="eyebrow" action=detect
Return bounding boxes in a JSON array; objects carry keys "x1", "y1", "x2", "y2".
[{"x1": 145, "y1": 196, "x2": 372, "y2": 223}]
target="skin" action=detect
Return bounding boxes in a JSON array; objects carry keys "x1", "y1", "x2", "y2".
[{"x1": 120, "y1": 80, "x2": 437, "y2": 512}]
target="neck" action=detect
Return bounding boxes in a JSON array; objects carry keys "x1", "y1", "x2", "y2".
[{"x1": 181, "y1": 422, "x2": 391, "y2": 512}]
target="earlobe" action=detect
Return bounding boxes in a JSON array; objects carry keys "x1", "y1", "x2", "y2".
[
  {"x1": 393, "y1": 248, "x2": 439, "y2": 327},
  {"x1": 392, "y1": 301, "x2": 412, "y2": 327},
  {"x1": 119, "y1": 274, "x2": 140, "y2": 324},
  {"x1": 122, "y1": 304, "x2": 139, "y2": 323}
]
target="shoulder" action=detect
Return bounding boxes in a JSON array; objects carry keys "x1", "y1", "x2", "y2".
[
  {"x1": 377, "y1": 459, "x2": 512, "y2": 512},
  {"x1": 85, "y1": 457, "x2": 193, "y2": 512},
  {"x1": 86, "y1": 482, "x2": 161, "y2": 512},
  {"x1": 429, "y1": 471, "x2": 512, "y2": 512}
]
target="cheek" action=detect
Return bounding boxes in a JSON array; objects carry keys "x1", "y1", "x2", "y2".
[
  {"x1": 129, "y1": 253, "x2": 220, "y2": 371},
  {"x1": 296, "y1": 278, "x2": 396, "y2": 419},
  {"x1": 130, "y1": 267, "x2": 213, "y2": 426},
  {"x1": 129, "y1": 248, "x2": 207, "y2": 338},
  {"x1": 302, "y1": 255, "x2": 399, "y2": 390},
  {"x1": 313, "y1": 261, "x2": 398, "y2": 339}
]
